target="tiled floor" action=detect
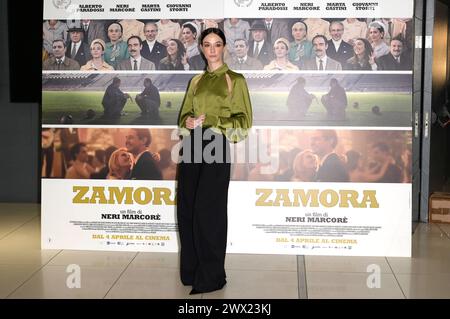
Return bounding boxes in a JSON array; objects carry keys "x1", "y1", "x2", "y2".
[{"x1": 1, "y1": 203, "x2": 450, "y2": 299}]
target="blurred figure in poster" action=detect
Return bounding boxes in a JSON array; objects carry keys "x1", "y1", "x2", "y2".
[
  {"x1": 263, "y1": 18, "x2": 290, "y2": 46},
  {"x1": 125, "y1": 129, "x2": 162, "y2": 180},
  {"x1": 159, "y1": 39, "x2": 188, "y2": 70},
  {"x1": 141, "y1": 22, "x2": 167, "y2": 68},
  {"x1": 321, "y1": 78, "x2": 348, "y2": 120},
  {"x1": 401, "y1": 149, "x2": 412, "y2": 183},
  {"x1": 118, "y1": 19, "x2": 145, "y2": 41},
  {"x1": 80, "y1": 38, "x2": 114, "y2": 71},
  {"x1": 156, "y1": 19, "x2": 181, "y2": 46},
  {"x1": 81, "y1": 19, "x2": 107, "y2": 46},
  {"x1": 326, "y1": 21, "x2": 353, "y2": 66},
  {"x1": 291, "y1": 150, "x2": 319, "y2": 182},
  {"x1": 42, "y1": 39, "x2": 80, "y2": 70},
  {"x1": 226, "y1": 38, "x2": 263, "y2": 70},
  {"x1": 303, "y1": 35, "x2": 342, "y2": 71},
  {"x1": 369, "y1": 142, "x2": 403, "y2": 183},
  {"x1": 65, "y1": 143, "x2": 95, "y2": 179},
  {"x1": 42, "y1": 129, "x2": 57, "y2": 178},
  {"x1": 66, "y1": 24, "x2": 92, "y2": 67},
  {"x1": 91, "y1": 146, "x2": 118, "y2": 179},
  {"x1": 117, "y1": 36, "x2": 155, "y2": 70},
  {"x1": 101, "y1": 77, "x2": 131, "y2": 119},
  {"x1": 344, "y1": 38, "x2": 377, "y2": 70},
  {"x1": 288, "y1": 21, "x2": 313, "y2": 67},
  {"x1": 368, "y1": 21, "x2": 390, "y2": 58},
  {"x1": 302, "y1": 18, "x2": 330, "y2": 41},
  {"x1": 223, "y1": 18, "x2": 250, "y2": 57},
  {"x1": 346, "y1": 149, "x2": 393, "y2": 183},
  {"x1": 286, "y1": 77, "x2": 316, "y2": 119},
  {"x1": 104, "y1": 22, "x2": 129, "y2": 69},
  {"x1": 43, "y1": 19, "x2": 68, "y2": 54},
  {"x1": 107, "y1": 148, "x2": 134, "y2": 180},
  {"x1": 342, "y1": 18, "x2": 368, "y2": 46},
  {"x1": 181, "y1": 23, "x2": 206, "y2": 70},
  {"x1": 264, "y1": 38, "x2": 299, "y2": 70},
  {"x1": 376, "y1": 36, "x2": 412, "y2": 70},
  {"x1": 158, "y1": 148, "x2": 177, "y2": 180},
  {"x1": 135, "y1": 78, "x2": 161, "y2": 120},
  {"x1": 248, "y1": 21, "x2": 273, "y2": 66},
  {"x1": 310, "y1": 130, "x2": 349, "y2": 182}
]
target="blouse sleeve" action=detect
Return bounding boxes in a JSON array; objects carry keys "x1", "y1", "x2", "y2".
[
  {"x1": 177, "y1": 76, "x2": 197, "y2": 136},
  {"x1": 217, "y1": 75, "x2": 253, "y2": 143}
]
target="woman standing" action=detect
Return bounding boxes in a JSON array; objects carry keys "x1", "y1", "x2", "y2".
[
  {"x1": 177, "y1": 28, "x2": 252, "y2": 294},
  {"x1": 344, "y1": 38, "x2": 377, "y2": 70}
]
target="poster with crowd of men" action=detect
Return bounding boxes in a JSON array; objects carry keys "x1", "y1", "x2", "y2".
[{"x1": 42, "y1": 0, "x2": 413, "y2": 256}]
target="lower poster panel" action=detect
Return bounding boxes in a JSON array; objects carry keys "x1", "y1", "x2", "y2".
[{"x1": 42, "y1": 179, "x2": 411, "y2": 257}]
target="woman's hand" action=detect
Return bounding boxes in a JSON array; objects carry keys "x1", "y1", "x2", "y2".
[
  {"x1": 181, "y1": 53, "x2": 188, "y2": 65},
  {"x1": 369, "y1": 52, "x2": 376, "y2": 65},
  {"x1": 185, "y1": 114, "x2": 206, "y2": 129},
  {"x1": 151, "y1": 152, "x2": 161, "y2": 162}
]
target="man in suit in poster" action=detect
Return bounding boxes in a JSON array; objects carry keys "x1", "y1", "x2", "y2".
[
  {"x1": 226, "y1": 38, "x2": 263, "y2": 70},
  {"x1": 141, "y1": 22, "x2": 166, "y2": 68},
  {"x1": 310, "y1": 130, "x2": 349, "y2": 183},
  {"x1": 248, "y1": 21, "x2": 274, "y2": 67},
  {"x1": 376, "y1": 36, "x2": 412, "y2": 70},
  {"x1": 81, "y1": 19, "x2": 107, "y2": 45},
  {"x1": 117, "y1": 36, "x2": 156, "y2": 71},
  {"x1": 263, "y1": 18, "x2": 290, "y2": 46},
  {"x1": 302, "y1": 35, "x2": 342, "y2": 71},
  {"x1": 326, "y1": 21, "x2": 353, "y2": 66},
  {"x1": 66, "y1": 25, "x2": 92, "y2": 67},
  {"x1": 125, "y1": 129, "x2": 162, "y2": 180},
  {"x1": 42, "y1": 39, "x2": 80, "y2": 70}
]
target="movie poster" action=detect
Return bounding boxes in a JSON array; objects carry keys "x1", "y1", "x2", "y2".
[{"x1": 42, "y1": 0, "x2": 414, "y2": 256}]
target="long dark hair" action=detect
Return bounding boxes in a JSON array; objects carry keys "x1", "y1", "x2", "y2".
[
  {"x1": 167, "y1": 38, "x2": 186, "y2": 63},
  {"x1": 182, "y1": 23, "x2": 198, "y2": 40},
  {"x1": 348, "y1": 38, "x2": 373, "y2": 66}
]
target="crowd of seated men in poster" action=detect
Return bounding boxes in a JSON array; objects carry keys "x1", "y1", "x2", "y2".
[{"x1": 42, "y1": 18, "x2": 413, "y2": 72}]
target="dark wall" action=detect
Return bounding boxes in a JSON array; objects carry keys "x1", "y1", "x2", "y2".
[
  {"x1": 0, "y1": 0, "x2": 39, "y2": 202},
  {"x1": 430, "y1": 0, "x2": 450, "y2": 194}
]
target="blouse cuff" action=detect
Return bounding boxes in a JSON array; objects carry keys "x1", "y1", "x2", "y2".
[{"x1": 178, "y1": 127, "x2": 191, "y2": 137}]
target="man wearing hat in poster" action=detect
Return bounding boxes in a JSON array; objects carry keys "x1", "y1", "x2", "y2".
[
  {"x1": 66, "y1": 20, "x2": 92, "y2": 67},
  {"x1": 248, "y1": 20, "x2": 273, "y2": 67}
]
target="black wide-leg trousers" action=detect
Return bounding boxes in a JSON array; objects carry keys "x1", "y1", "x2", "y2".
[{"x1": 176, "y1": 127, "x2": 231, "y2": 291}]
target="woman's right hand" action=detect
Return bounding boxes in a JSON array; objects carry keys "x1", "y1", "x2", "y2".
[
  {"x1": 181, "y1": 53, "x2": 188, "y2": 65},
  {"x1": 186, "y1": 114, "x2": 205, "y2": 129}
]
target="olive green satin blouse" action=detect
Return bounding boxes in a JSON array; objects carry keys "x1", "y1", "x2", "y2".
[{"x1": 178, "y1": 63, "x2": 253, "y2": 143}]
